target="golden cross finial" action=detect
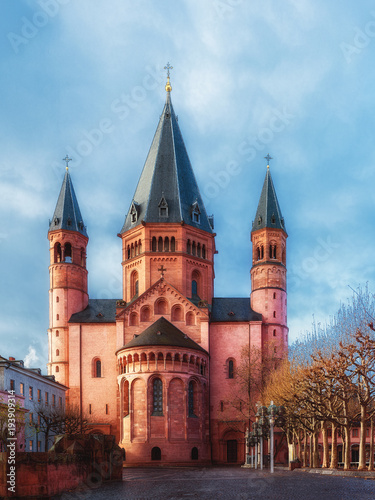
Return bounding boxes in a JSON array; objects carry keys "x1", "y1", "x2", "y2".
[
  {"x1": 164, "y1": 62, "x2": 173, "y2": 92},
  {"x1": 63, "y1": 155, "x2": 72, "y2": 171}
]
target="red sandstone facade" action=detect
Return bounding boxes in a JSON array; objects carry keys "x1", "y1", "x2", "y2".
[{"x1": 47, "y1": 83, "x2": 288, "y2": 465}]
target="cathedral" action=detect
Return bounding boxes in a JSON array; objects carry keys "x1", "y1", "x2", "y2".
[{"x1": 47, "y1": 73, "x2": 288, "y2": 465}]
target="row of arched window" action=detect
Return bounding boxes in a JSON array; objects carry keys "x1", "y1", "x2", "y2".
[
  {"x1": 127, "y1": 240, "x2": 142, "y2": 259},
  {"x1": 53, "y1": 242, "x2": 86, "y2": 266},
  {"x1": 118, "y1": 352, "x2": 206, "y2": 376},
  {"x1": 128, "y1": 301, "x2": 196, "y2": 326},
  {"x1": 122, "y1": 377, "x2": 200, "y2": 418},
  {"x1": 186, "y1": 240, "x2": 206, "y2": 259},
  {"x1": 140, "y1": 446, "x2": 198, "y2": 461},
  {"x1": 255, "y1": 243, "x2": 286, "y2": 264},
  {"x1": 151, "y1": 236, "x2": 176, "y2": 253}
]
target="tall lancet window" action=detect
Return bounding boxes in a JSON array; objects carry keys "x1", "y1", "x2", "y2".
[{"x1": 152, "y1": 378, "x2": 163, "y2": 416}]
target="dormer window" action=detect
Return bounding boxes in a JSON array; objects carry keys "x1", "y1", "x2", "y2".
[
  {"x1": 130, "y1": 202, "x2": 139, "y2": 224},
  {"x1": 191, "y1": 201, "x2": 200, "y2": 224},
  {"x1": 281, "y1": 218, "x2": 285, "y2": 227},
  {"x1": 258, "y1": 216, "x2": 262, "y2": 225},
  {"x1": 158, "y1": 194, "x2": 168, "y2": 218},
  {"x1": 67, "y1": 217, "x2": 72, "y2": 226},
  {"x1": 54, "y1": 217, "x2": 59, "y2": 226},
  {"x1": 271, "y1": 214, "x2": 276, "y2": 224}
]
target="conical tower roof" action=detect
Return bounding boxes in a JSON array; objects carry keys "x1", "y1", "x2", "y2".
[
  {"x1": 120, "y1": 90, "x2": 213, "y2": 234},
  {"x1": 252, "y1": 167, "x2": 286, "y2": 233},
  {"x1": 49, "y1": 170, "x2": 87, "y2": 237}
]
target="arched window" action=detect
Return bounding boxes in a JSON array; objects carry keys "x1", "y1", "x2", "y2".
[
  {"x1": 269, "y1": 244, "x2": 276, "y2": 259},
  {"x1": 135, "y1": 241, "x2": 138, "y2": 256},
  {"x1": 191, "y1": 447, "x2": 198, "y2": 460},
  {"x1": 138, "y1": 240, "x2": 142, "y2": 254},
  {"x1": 171, "y1": 237, "x2": 176, "y2": 252},
  {"x1": 164, "y1": 237, "x2": 169, "y2": 252},
  {"x1": 64, "y1": 243, "x2": 72, "y2": 263},
  {"x1": 197, "y1": 243, "x2": 201, "y2": 257},
  {"x1": 187, "y1": 239, "x2": 191, "y2": 254},
  {"x1": 130, "y1": 271, "x2": 139, "y2": 299},
  {"x1": 186, "y1": 311, "x2": 195, "y2": 326},
  {"x1": 273, "y1": 292, "x2": 276, "y2": 299},
  {"x1": 273, "y1": 329, "x2": 277, "y2": 337},
  {"x1": 282, "y1": 248, "x2": 286, "y2": 265},
  {"x1": 158, "y1": 236, "x2": 163, "y2": 252},
  {"x1": 152, "y1": 378, "x2": 163, "y2": 415},
  {"x1": 80, "y1": 248, "x2": 86, "y2": 267},
  {"x1": 55, "y1": 366, "x2": 59, "y2": 373},
  {"x1": 56, "y1": 296, "x2": 59, "y2": 303},
  {"x1": 123, "y1": 380, "x2": 129, "y2": 417},
  {"x1": 188, "y1": 381, "x2": 197, "y2": 417},
  {"x1": 273, "y1": 311, "x2": 276, "y2": 318},
  {"x1": 95, "y1": 360, "x2": 101, "y2": 378},
  {"x1": 140, "y1": 306, "x2": 151, "y2": 322},
  {"x1": 131, "y1": 243, "x2": 134, "y2": 258},
  {"x1": 152, "y1": 237, "x2": 157, "y2": 252},
  {"x1": 56, "y1": 330, "x2": 59, "y2": 337},
  {"x1": 56, "y1": 349, "x2": 59, "y2": 357},
  {"x1": 228, "y1": 360, "x2": 234, "y2": 379},
  {"x1": 151, "y1": 447, "x2": 161, "y2": 460},
  {"x1": 202, "y1": 245, "x2": 206, "y2": 259},
  {"x1": 192, "y1": 270, "x2": 200, "y2": 297},
  {"x1": 155, "y1": 299, "x2": 168, "y2": 315},
  {"x1": 171, "y1": 305, "x2": 183, "y2": 321},
  {"x1": 127, "y1": 245, "x2": 130, "y2": 259},
  {"x1": 129, "y1": 312, "x2": 139, "y2": 326},
  {"x1": 54, "y1": 242, "x2": 62, "y2": 263},
  {"x1": 192, "y1": 241, "x2": 196, "y2": 256}
]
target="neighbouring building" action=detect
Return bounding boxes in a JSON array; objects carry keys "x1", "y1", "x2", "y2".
[
  {"x1": 0, "y1": 356, "x2": 67, "y2": 452},
  {"x1": 46, "y1": 73, "x2": 288, "y2": 465}
]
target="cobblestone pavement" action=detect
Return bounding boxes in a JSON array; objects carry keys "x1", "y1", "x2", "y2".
[{"x1": 57, "y1": 466, "x2": 375, "y2": 500}]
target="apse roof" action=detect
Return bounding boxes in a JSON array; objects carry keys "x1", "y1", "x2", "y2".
[{"x1": 122, "y1": 316, "x2": 207, "y2": 353}]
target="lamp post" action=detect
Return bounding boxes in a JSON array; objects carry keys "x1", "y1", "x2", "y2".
[{"x1": 266, "y1": 402, "x2": 286, "y2": 474}]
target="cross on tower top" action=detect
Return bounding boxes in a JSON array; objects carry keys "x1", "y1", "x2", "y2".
[
  {"x1": 264, "y1": 153, "x2": 273, "y2": 168},
  {"x1": 158, "y1": 265, "x2": 167, "y2": 278},
  {"x1": 63, "y1": 155, "x2": 72, "y2": 171},
  {"x1": 164, "y1": 62, "x2": 173, "y2": 78}
]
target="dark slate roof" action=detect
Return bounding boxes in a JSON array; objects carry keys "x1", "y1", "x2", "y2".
[
  {"x1": 49, "y1": 170, "x2": 88, "y2": 237},
  {"x1": 122, "y1": 317, "x2": 207, "y2": 353},
  {"x1": 210, "y1": 298, "x2": 262, "y2": 322},
  {"x1": 252, "y1": 168, "x2": 286, "y2": 233},
  {"x1": 69, "y1": 299, "x2": 118, "y2": 323},
  {"x1": 120, "y1": 92, "x2": 213, "y2": 234}
]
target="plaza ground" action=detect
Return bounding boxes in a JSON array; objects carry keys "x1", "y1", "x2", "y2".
[{"x1": 56, "y1": 466, "x2": 375, "y2": 500}]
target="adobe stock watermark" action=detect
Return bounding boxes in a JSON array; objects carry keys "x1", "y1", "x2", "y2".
[
  {"x1": 213, "y1": 0, "x2": 244, "y2": 19},
  {"x1": 203, "y1": 106, "x2": 294, "y2": 200},
  {"x1": 51, "y1": 65, "x2": 164, "y2": 178},
  {"x1": 7, "y1": 390, "x2": 17, "y2": 495},
  {"x1": 7, "y1": 0, "x2": 71, "y2": 54},
  {"x1": 340, "y1": 11, "x2": 375, "y2": 63},
  {"x1": 288, "y1": 236, "x2": 339, "y2": 292}
]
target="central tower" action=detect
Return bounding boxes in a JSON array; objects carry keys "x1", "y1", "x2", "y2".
[{"x1": 118, "y1": 75, "x2": 216, "y2": 305}]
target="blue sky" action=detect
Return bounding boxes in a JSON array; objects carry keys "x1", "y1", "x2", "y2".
[{"x1": 1, "y1": 0, "x2": 375, "y2": 370}]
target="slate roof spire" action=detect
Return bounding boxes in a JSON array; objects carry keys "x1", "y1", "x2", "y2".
[
  {"x1": 49, "y1": 168, "x2": 87, "y2": 237},
  {"x1": 120, "y1": 73, "x2": 213, "y2": 234},
  {"x1": 252, "y1": 160, "x2": 286, "y2": 233}
]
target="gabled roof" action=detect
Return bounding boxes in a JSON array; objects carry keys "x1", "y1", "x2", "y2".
[
  {"x1": 69, "y1": 299, "x2": 118, "y2": 323},
  {"x1": 120, "y1": 91, "x2": 213, "y2": 234},
  {"x1": 49, "y1": 170, "x2": 88, "y2": 237},
  {"x1": 210, "y1": 298, "x2": 262, "y2": 323},
  {"x1": 122, "y1": 316, "x2": 207, "y2": 353},
  {"x1": 252, "y1": 168, "x2": 286, "y2": 233}
]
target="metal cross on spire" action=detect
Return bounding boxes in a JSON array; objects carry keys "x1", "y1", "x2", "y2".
[
  {"x1": 264, "y1": 153, "x2": 273, "y2": 168},
  {"x1": 63, "y1": 155, "x2": 72, "y2": 171},
  {"x1": 164, "y1": 62, "x2": 173, "y2": 78}
]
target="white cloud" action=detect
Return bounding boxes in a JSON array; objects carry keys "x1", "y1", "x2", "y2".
[{"x1": 24, "y1": 346, "x2": 39, "y2": 368}]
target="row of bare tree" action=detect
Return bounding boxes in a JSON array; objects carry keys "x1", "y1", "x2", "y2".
[{"x1": 263, "y1": 327, "x2": 375, "y2": 470}]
